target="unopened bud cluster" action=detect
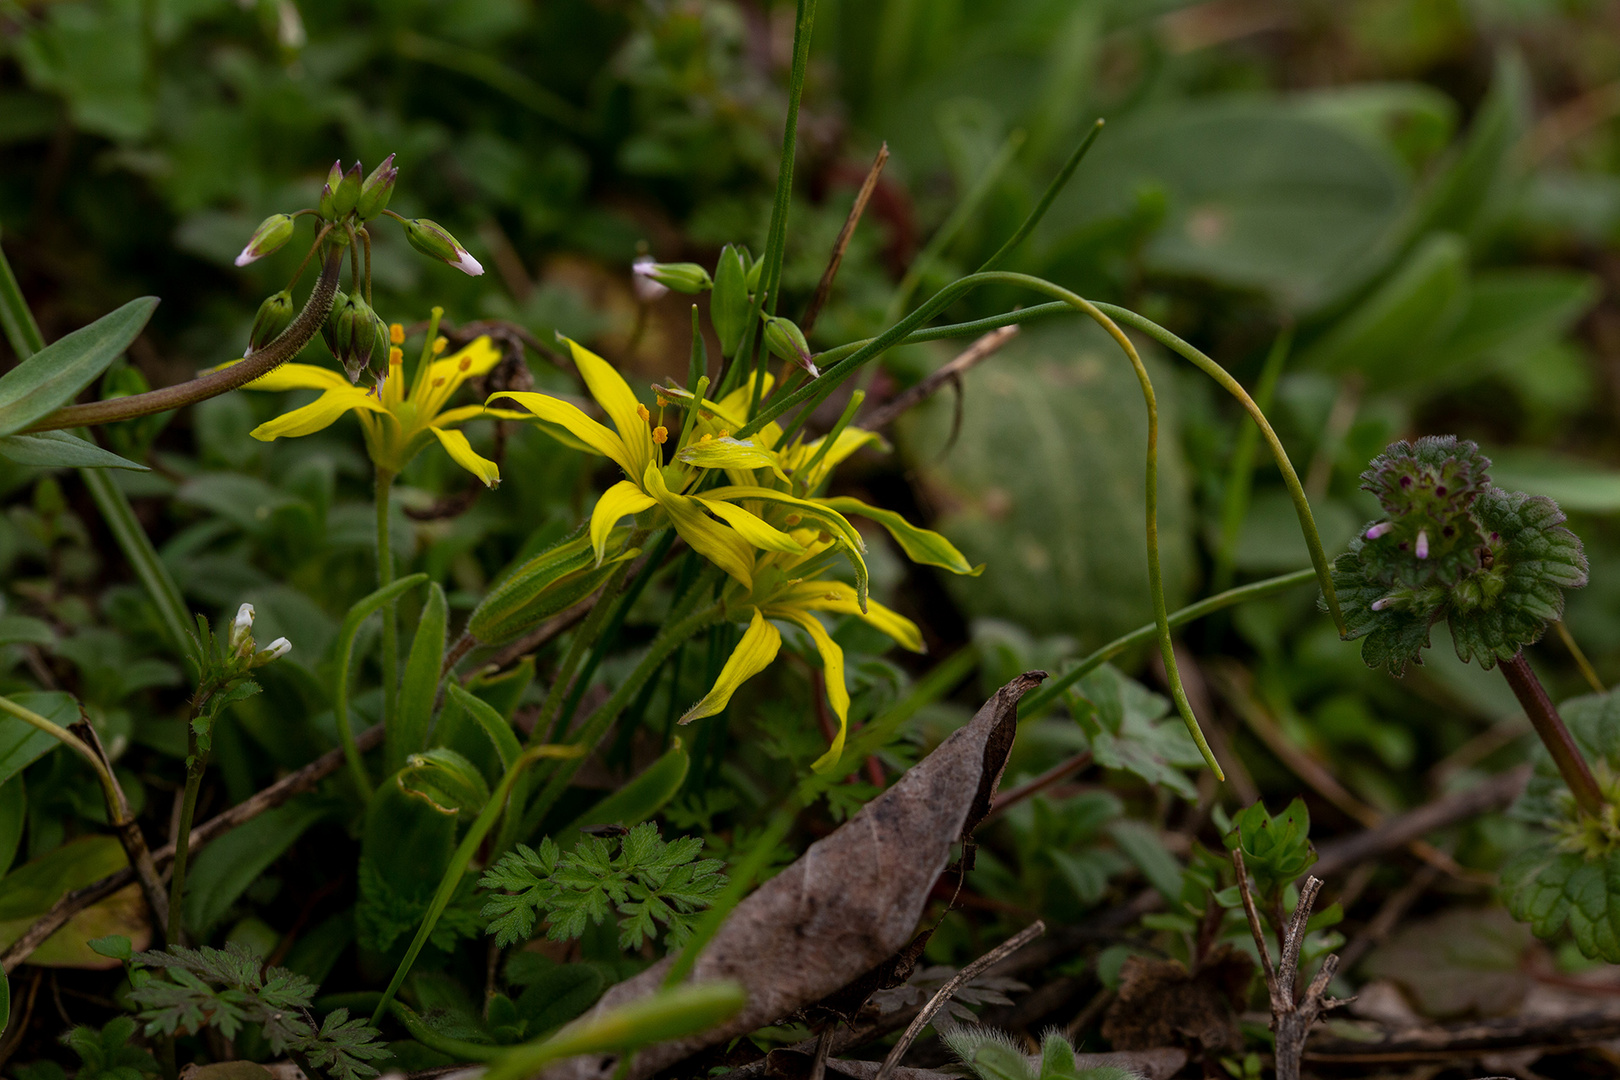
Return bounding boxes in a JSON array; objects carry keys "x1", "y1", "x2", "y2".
[
  {"x1": 633, "y1": 243, "x2": 815, "y2": 374},
  {"x1": 225, "y1": 602, "x2": 292, "y2": 672}
]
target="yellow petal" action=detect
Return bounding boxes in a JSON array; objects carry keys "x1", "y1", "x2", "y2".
[
  {"x1": 781, "y1": 581, "x2": 925, "y2": 652},
  {"x1": 679, "y1": 608, "x2": 780, "y2": 724},
  {"x1": 694, "y1": 497, "x2": 803, "y2": 554},
  {"x1": 591, "y1": 481, "x2": 657, "y2": 563},
  {"x1": 234, "y1": 361, "x2": 353, "y2": 393},
  {"x1": 249, "y1": 388, "x2": 385, "y2": 441},
  {"x1": 434, "y1": 336, "x2": 501, "y2": 381},
  {"x1": 702, "y1": 486, "x2": 865, "y2": 553},
  {"x1": 490, "y1": 391, "x2": 635, "y2": 475},
  {"x1": 643, "y1": 463, "x2": 753, "y2": 588},
  {"x1": 773, "y1": 609, "x2": 849, "y2": 773},
  {"x1": 432, "y1": 404, "x2": 490, "y2": 427},
  {"x1": 430, "y1": 426, "x2": 501, "y2": 487},
  {"x1": 715, "y1": 373, "x2": 773, "y2": 420},
  {"x1": 563, "y1": 338, "x2": 654, "y2": 477}
]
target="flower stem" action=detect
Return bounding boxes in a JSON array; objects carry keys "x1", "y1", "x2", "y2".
[
  {"x1": 1501, "y1": 650, "x2": 1606, "y2": 818},
  {"x1": 26, "y1": 245, "x2": 345, "y2": 432},
  {"x1": 167, "y1": 700, "x2": 210, "y2": 945},
  {"x1": 376, "y1": 469, "x2": 399, "y2": 726}
]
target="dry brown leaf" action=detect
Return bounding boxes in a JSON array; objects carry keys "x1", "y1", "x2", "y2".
[
  {"x1": 542, "y1": 672, "x2": 1047, "y2": 1080},
  {"x1": 1100, "y1": 945, "x2": 1253, "y2": 1056}
]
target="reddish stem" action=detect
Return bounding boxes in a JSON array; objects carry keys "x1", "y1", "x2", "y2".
[{"x1": 1501, "y1": 651, "x2": 1606, "y2": 818}]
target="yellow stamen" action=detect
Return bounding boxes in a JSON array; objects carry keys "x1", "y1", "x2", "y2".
[
  {"x1": 699, "y1": 433, "x2": 712, "y2": 443},
  {"x1": 818, "y1": 531, "x2": 833, "y2": 544},
  {"x1": 433, "y1": 377, "x2": 446, "y2": 388},
  {"x1": 717, "y1": 429, "x2": 730, "y2": 439},
  {"x1": 432, "y1": 336, "x2": 448, "y2": 356},
  {"x1": 784, "y1": 514, "x2": 802, "y2": 526},
  {"x1": 655, "y1": 393, "x2": 670, "y2": 408},
  {"x1": 652, "y1": 426, "x2": 668, "y2": 444},
  {"x1": 636, "y1": 404, "x2": 651, "y2": 423},
  {"x1": 389, "y1": 346, "x2": 403, "y2": 366},
  {"x1": 459, "y1": 356, "x2": 472, "y2": 372},
  {"x1": 389, "y1": 323, "x2": 405, "y2": 345}
]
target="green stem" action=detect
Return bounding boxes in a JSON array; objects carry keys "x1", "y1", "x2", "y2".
[
  {"x1": 522, "y1": 602, "x2": 725, "y2": 835},
  {"x1": 535, "y1": 558, "x2": 636, "y2": 746},
  {"x1": 1212, "y1": 328, "x2": 1291, "y2": 596},
  {"x1": 370, "y1": 743, "x2": 582, "y2": 1026},
  {"x1": 0, "y1": 695, "x2": 122, "y2": 816},
  {"x1": 376, "y1": 469, "x2": 399, "y2": 727},
  {"x1": 1092, "y1": 303, "x2": 1345, "y2": 636},
  {"x1": 1018, "y1": 568, "x2": 1318, "y2": 717},
  {"x1": 332, "y1": 575, "x2": 429, "y2": 800},
  {"x1": 976, "y1": 119, "x2": 1104, "y2": 274},
  {"x1": 167, "y1": 711, "x2": 208, "y2": 945}
]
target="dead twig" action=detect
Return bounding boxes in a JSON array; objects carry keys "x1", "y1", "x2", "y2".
[
  {"x1": 69, "y1": 714, "x2": 170, "y2": 937},
  {"x1": 860, "y1": 325, "x2": 1019, "y2": 432},
  {"x1": 1311, "y1": 764, "x2": 1531, "y2": 878},
  {"x1": 462, "y1": 593, "x2": 599, "y2": 686},
  {"x1": 1232, "y1": 851, "x2": 1342, "y2": 1080},
  {"x1": 989, "y1": 752, "x2": 1092, "y2": 817},
  {"x1": 872, "y1": 921, "x2": 1045, "y2": 1080},
  {"x1": 801, "y1": 144, "x2": 889, "y2": 335},
  {"x1": 0, "y1": 721, "x2": 387, "y2": 972},
  {"x1": 1306, "y1": 1012, "x2": 1620, "y2": 1061}
]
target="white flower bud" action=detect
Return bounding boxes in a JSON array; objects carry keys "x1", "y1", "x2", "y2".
[
  {"x1": 256, "y1": 637, "x2": 292, "y2": 664},
  {"x1": 229, "y1": 602, "x2": 256, "y2": 654}
]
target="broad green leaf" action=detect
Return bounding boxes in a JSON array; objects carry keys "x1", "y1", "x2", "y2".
[
  {"x1": 899, "y1": 320, "x2": 1193, "y2": 649},
  {"x1": 1502, "y1": 842, "x2": 1620, "y2": 963},
  {"x1": 1105, "y1": 819, "x2": 1183, "y2": 903},
  {"x1": 0, "y1": 691, "x2": 78, "y2": 787},
  {"x1": 11, "y1": 1, "x2": 153, "y2": 140},
  {"x1": 556, "y1": 742, "x2": 690, "y2": 851},
  {"x1": 1412, "y1": 52, "x2": 1529, "y2": 242},
  {"x1": 1299, "y1": 232, "x2": 1469, "y2": 384},
  {"x1": 0, "y1": 431, "x2": 148, "y2": 471},
  {"x1": 0, "y1": 297, "x2": 158, "y2": 436},
  {"x1": 0, "y1": 615, "x2": 52, "y2": 648},
  {"x1": 513, "y1": 964, "x2": 605, "y2": 1039},
  {"x1": 446, "y1": 683, "x2": 522, "y2": 773},
  {"x1": 1044, "y1": 99, "x2": 1410, "y2": 312},
  {"x1": 1427, "y1": 269, "x2": 1597, "y2": 382},
  {"x1": 0, "y1": 836, "x2": 149, "y2": 967},
  {"x1": 0, "y1": 777, "x2": 24, "y2": 880},
  {"x1": 182, "y1": 800, "x2": 328, "y2": 938},
  {"x1": 391, "y1": 582, "x2": 449, "y2": 772}
]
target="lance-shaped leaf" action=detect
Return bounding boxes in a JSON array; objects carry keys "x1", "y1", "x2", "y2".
[
  {"x1": 397, "y1": 748, "x2": 493, "y2": 819},
  {"x1": 468, "y1": 530, "x2": 635, "y2": 644},
  {"x1": 818, "y1": 496, "x2": 981, "y2": 577},
  {"x1": 0, "y1": 297, "x2": 158, "y2": 435},
  {"x1": 0, "y1": 431, "x2": 148, "y2": 471}
]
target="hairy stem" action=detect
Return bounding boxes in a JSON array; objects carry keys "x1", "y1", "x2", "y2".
[
  {"x1": 1501, "y1": 651, "x2": 1606, "y2": 817},
  {"x1": 167, "y1": 703, "x2": 209, "y2": 946},
  {"x1": 25, "y1": 246, "x2": 344, "y2": 432}
]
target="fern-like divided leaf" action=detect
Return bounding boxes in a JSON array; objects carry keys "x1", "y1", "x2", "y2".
[
  {"x1": 126, "y1": 943, "x2": 387, "y2": 1080},
  {"x1": 1330, "y1": 436, "x2": 1588, "y2": 675},
  {"x1": 479, "y1": 822, "x2": 727, "y2": 950}
]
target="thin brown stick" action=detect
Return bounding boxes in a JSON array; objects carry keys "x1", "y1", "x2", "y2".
[
  {"x1": 860, "y1": 324, "x2": 1020, "y2": 431},
  {"x1": 1307, "y1": 1011, "x2": 1620, "y2": 1061},
  {"x1": 69, "y1": 716, "x2": 170, "y2": 937},
  {"x1": 872, "y1": 920, "x2": 1045, "y2": 1080},
  {"x1": 1313, "y1": 763, "x2": 1530, "y2": 878},
  {"x1": 0, "y1": 721, "x2": 386, "y2": 972},
  {"x1": 463, "y1": 594, "x2": 599, "y2": 685},
  {"x1": 1231, "y1": 850, "x2": 1279, "y2": 992},
  {"x1": 801, "y1": 143, "x2": 889, "y2": 335},
  {"x1": 1501, "y1": 650, "x2": 1605, "y2": 817},
  {"x1": 1336, "y1": 863, "x2": 1438, "y2": 973},
  {"x1": 25, "y1": 246, "x2": 344, "y2": 432},
  {"x1": 989, "y1": 752, "x2": 1092, "y2": 816}
]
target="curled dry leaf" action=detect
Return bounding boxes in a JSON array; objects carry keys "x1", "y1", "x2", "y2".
[{"x1": 542, "y1": 672, "x2": 1048, "y2": 1080}]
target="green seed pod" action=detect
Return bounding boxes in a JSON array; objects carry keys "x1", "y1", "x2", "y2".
[
  {"x1": 403, "y1": 218, "x2": 484, "y2": 276},
  {"x1": 332, "y1": 161, "x2": 363, "y2": 218},
  {"x1": 325, "y1": 291, "x2": 382, "y2": 383},
  {"x1": 357, "y1": 153, "x2": 397, "y2": 222},
  {"x1": 234, "y1": 214, "x2": 295, "y2": 267},
  {"x1": 316, "y1": 160, "x2": 344, "y2": 219},
  {"x1": 320, "y1": 287, "x2": 348, "y2": 359},
  {"x1": 744, "y1": 251, "x2": 763, "y2": 293},
  {"x1": 246, "y1": 289, "x2": 295, "y2": 354},
  {"x1": 762, "y1": 314, "x2": 818, "y2": 377},
  {"x1": 711, "y1": 244, "x2": 750, "y2": 357},
  {"x1": 633, "y1": 259, "x2": 713, "y2": 295}
]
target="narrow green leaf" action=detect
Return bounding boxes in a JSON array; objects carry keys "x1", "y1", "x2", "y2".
[
  {"x1": 332, "y1": 573, "x2": 430, "y2": 797},
  {"x1": 0, "y1": 296, "x2": 159, "y2": 436},
  {"x1": 82, "y1": 468, "x2": 197, "y2": 670},
  {"x1": 556, "y1": 741, "x2": 689, "y2": 851},
  {"x1": 445, "y1": 682, "x2": 522, "y2": 773},
  {"x1": 391, "y1": 582, "x2": 448, "y2": 773},
  {"x1": 182, "y1": 801, "x2": 328, "y2": 938},
  {"x1": 818, "y1": 496, "x2": 981, "y2": 576},
  {"x1": 0, "y1": 431, "x2": 148, "y2": 471},
  {"x1": 397, "y1": 747, "x2": 492, "y2": 818}
]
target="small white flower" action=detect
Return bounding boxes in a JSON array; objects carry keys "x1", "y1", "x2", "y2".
[
  {"x1": 257, "y1": 637, "x2": 292, "y2": 662},
  {"x1": 1365, "y1": 522, "x2": 1392, "y2": 540},
  {"x1": 453, "y1": 249, "x2": 485, "y2": 277},
  {"x1": 1415, "y1": 529, "x2": 1430, "y2": 559},
  {"x1": 230, "y1": 602, "x2": 256, "y2": 653},
  {"x1": 632, "y1": 255, "x2": 669, "y2": 302}
]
